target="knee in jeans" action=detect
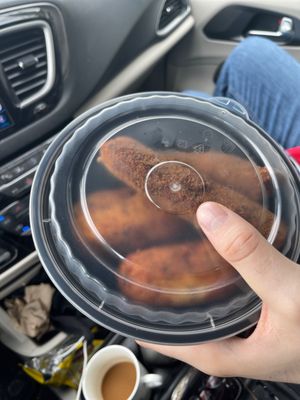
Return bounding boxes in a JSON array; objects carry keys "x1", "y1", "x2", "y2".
[
  {"x1": 226, "y1": 37, "x2": 279, "y2": 74},
  {"x1": 214, "y1": 37, "x2": 284, "y2": 99}
]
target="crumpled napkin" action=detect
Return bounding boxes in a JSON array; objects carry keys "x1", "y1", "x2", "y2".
[{"x1": 5, "y1": 284, "x2": 55, "y2": 338}]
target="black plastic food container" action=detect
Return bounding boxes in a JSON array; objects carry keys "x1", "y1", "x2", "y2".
[{"x1": 30, "y1": 93, "x2": 300, "y2": 344}]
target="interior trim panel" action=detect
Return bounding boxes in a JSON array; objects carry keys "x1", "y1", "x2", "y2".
[
  {"x1": 166, "y1": 0, "x2": 300, "y2": 94},
  {"x1": 0, "y1": 0, "x2": 193, "y2": 163}
]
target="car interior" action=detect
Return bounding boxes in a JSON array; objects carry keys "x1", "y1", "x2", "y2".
[{"x1": 0, "y1": 0, "x2": 300, "y2": 399}]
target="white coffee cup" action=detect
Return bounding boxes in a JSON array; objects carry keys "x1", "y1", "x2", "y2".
[{"x1": 82, "y1": 345, "x2": 163, "y2": 400}]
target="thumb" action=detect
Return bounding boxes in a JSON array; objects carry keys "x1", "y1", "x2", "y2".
[{"x1": 197, "y1": 202, "x2": 300, "y2": 308}]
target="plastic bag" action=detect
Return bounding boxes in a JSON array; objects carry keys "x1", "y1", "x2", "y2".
[{"x1": 23, "y1": 329, "x2": 104, "y2": 389}]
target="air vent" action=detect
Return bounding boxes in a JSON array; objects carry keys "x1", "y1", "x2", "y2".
[
  {"x1": 158, "y1": 0, "x2": 190, "y2": 35},
  {"x1": 0, "y1": 20, "x2": 55, "y2": 108}
]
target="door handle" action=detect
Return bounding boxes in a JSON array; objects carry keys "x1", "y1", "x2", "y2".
[{"x1": 247, "y1": 17, "x2": 294, "y2": 43}]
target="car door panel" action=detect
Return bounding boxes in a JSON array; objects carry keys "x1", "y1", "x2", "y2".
[{"x1": 167, "y1": 0, "x2": 300, "y2": 94}]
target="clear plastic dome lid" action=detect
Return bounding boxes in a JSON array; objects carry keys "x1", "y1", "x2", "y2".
[{"x1": 45, "y1": 94, "x2": 300, "y2": 343}]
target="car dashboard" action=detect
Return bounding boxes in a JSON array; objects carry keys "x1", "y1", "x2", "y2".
[{"x1": 0, "y1": 0, "x2": 193, "y2": 355}]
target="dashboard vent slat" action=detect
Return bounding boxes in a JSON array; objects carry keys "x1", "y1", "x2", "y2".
[
  {"x1": 0, "y1": 37, "x2": 41, "y2": 56},
  {"x1": 11, "y1": 69, "x2": 47, "y2": 89},
  {"x1": 7, "y1": 61, "x2": 47, "y2": 80},
  {"x1": 1, "y1": 43, "x2": 44, "y2": 64},
  {"x1": 158, "y1": 0, "x2": 189, "y2": 32},
  {"x1": 0, "y1": 21, "x2": 55, "y2": 107},
  {"x1": 15, "y1": 79, "x2": 45, "y2": 96}
]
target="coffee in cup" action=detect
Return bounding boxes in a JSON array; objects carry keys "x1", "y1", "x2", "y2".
[
  {"x1": 101, "y1": 361, "x2": 136, "y2": 400},
  {"x1": 82, "y1": 345, "x2": 162, "y2": 400}
]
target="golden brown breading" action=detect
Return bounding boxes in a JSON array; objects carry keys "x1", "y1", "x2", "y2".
[
  {"x1": 99, "y1": 137, "x2": 286, "y2": 248},
  {"x1": 161, "y1": 150, "x2": 273, "y2": 202},
  {"x1": 74, "y1": 188, "x2": 194, "y2": 254},
  {"x1": 119, "y1": 241, "x2": 239, "y2": 306},
  {"x1": 99, "y1": 136, "x2": 272, "y2": 201},
  {"x1": 145, "y1": 164, "x2": 285, "y2": 248},
  {"x1": 99, "y1": 137, "x2": 159, "y2": 192}
]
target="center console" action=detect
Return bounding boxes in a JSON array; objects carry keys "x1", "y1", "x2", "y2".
[
  {"x1": 1, "y1": 137, "x2": 49, "y2": 225},
  {"x1": 0, "y1": 136, "x2": 57, "y2": 357},
  {"x1": 0, "y1": 137, "x2": 51, "y2": 270}
]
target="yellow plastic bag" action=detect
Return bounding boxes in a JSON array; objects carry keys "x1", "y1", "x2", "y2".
[{"x1": 23, "y1": 332, "x2": 104, "y2": 389}]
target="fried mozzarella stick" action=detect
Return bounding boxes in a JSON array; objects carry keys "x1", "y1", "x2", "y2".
[
  {"x1": 75, "y1": 188, "x2": 194, "y2": 254},
  {"x1": 99, "y1": 136, "x2": 273, "y2": 202},
  {"x1": 99, "y1": 137, "x2": 286, "y2": 248},
  {"x1": 119, "y1": 241, "x2": 239, "y2": 306},
  {"x1": 161, "y1": 150, "x2": 273, "y2": 202}
]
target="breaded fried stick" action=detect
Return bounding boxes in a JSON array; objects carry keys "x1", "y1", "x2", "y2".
[
  {"x1": 161, "y1": 150, "x2": 273, "y2": 202},
  {"x1": 99, "y1": 137, "x2": 285, "y2": 248},
  {"x1": 99, "y1": 136, "x2": 273, "y2": 202},
  {"x1": 119, "y1": 241, "x2": 239, "y2": 306},
  {"x1": 75, "y1": 188, "x2": 193, "y2": 254}
]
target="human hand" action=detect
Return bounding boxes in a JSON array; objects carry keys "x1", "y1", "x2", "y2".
[{"x1": 138, "y1": 202, "x2": 300, "y2": 383}]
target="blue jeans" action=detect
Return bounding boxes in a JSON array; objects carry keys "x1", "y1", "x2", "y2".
[{"x1": 187, "y1": 37, "x2": 300, "y2": 149}]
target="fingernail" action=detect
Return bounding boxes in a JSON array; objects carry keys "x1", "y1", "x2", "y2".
[{"x1": 197, "y1": 202, "x2": 228, "y2": 231}]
